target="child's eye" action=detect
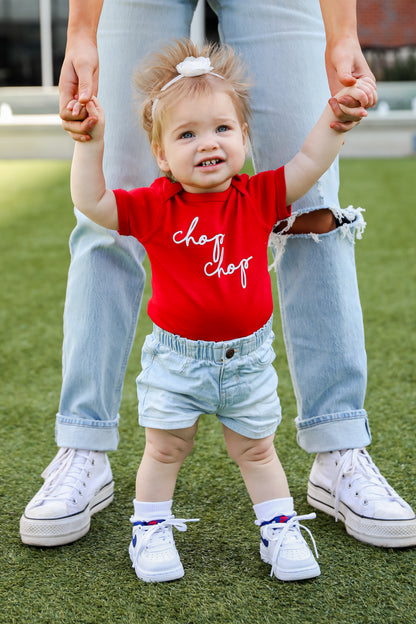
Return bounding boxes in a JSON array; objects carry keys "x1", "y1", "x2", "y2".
[
  {"x1": 217, "y1": 125, "x2": 229, "y2": 133},
  {"x1": 179, "y1": 131, "x2": 194, "y2": 139}
]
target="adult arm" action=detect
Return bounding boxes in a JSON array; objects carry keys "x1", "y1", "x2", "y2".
[
  {"x1": 59, "y1": 0, "x2": 104, "y2": 141},
  {"x1": 319, "y1": 0, "x2": 377, "y2": 130}
]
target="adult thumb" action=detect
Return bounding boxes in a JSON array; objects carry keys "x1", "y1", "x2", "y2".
[
  {"x1": 77, "y1": 66, "x2": 95, "y2": 103},
  {"x1": 337, "y1": 68, "x2": 357, "y2": 88}
]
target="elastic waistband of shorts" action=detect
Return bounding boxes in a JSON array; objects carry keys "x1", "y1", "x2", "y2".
[{"x1": 152, "y1": 316, "x2": 273, "y2": 362}]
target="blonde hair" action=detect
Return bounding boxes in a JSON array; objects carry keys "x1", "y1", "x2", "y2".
[{"x1": 134, "y1": 38, "x2": 252, "y2": 147}]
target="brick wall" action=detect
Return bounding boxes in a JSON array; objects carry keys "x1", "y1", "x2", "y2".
[{"x1": 358, "y1": 1, "x2": 416, "y2": 48}]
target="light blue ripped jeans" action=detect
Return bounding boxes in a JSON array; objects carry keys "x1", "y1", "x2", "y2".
[{"x1": 55, "y1": 0, "x2": 371, "y2": 453}]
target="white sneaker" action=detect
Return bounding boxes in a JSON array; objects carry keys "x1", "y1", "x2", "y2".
[
  {"x1": 20, "y1": 447, "x2": 114, "y2": 546},
  {"x1": 129, "y1": 516, "x2": 199, "y2": 583},
  {"x1": 307, "y1": 448, "x2": 416, "y2": 547},
  {"x1": 260, "y1": 513, "x2": 320, "y2": 581}
]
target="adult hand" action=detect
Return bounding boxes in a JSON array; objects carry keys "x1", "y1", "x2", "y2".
[
  {"x1": 328, "y1": 77, "x2": 377, "y2": 132},
  {"x1": 59, "y1": 37, "x2": 99, "y2": 141},
  {"x1": 325, "y1": 36, "x2": 377, "y2": 131}
]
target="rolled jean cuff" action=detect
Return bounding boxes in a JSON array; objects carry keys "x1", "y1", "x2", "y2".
[
  {"x1": 55, "y1": 413, "x2": 120, "y2": 451},
  {"x1": 296, "y1": 409, "x2": 371, "y2": 453}
]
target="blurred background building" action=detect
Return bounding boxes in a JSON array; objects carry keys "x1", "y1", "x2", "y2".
[{"x1": 1, "y1": 0, "x2": 415, "y2": 87}]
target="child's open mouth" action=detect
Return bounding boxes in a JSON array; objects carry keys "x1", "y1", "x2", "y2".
[{"x1": 198, "y1": 159, "x2": 222, "y2": 167}]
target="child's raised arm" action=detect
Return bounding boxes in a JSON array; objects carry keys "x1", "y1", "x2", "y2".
[
  {"x1": 284, "y1": 78, "x2": 376, "y2": 206},
  {"x1": 69, "y1": 96, "x2": 118, "y2": 230}
]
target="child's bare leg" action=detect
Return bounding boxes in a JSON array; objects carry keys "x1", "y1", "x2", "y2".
[
  {"x1": 130, "y1": 423, "x2": 199, "y2": 583},
  {"x1": 222, "y1": 426, "x2": 289, "y2": 504},
  {"x1": 222, "y1": 424, "x2": 320, "y2": 581},
  {"x1": 136, "y1": 424, "x2": 198, "y2": 501}
]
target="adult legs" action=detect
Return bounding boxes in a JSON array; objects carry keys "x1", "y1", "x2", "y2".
[
  {"x1": 21, "y1": 0, "x2": 199, "y2": 546},
  {"x1": 57, "y1": 0, "x2": 198, "y2": 450},
  {"x1": 213, "y1": 0, "x2": 416, "y2": 546}
]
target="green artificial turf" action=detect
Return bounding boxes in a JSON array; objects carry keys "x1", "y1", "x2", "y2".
[{"x1": 0, "y1": 159, "x2": 415, "y2": 624}]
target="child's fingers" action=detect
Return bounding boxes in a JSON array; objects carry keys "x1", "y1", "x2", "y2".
[
  {"x1": 352, "y1": 79, "x2": 378, "y2": 108},
  {"x1": 359, "y1": 74, "x2": 377, "y2": 90},
  {"x1": 66, "y1": 131, "x2": 92, "y2": 143},
  {"x1": 61, "y1": 99, "x2": 88, "y2": 121},
  {"x1": 337, "y1": 94, "x2": 361, "y2": 108},
  {"x1": 62, "y1": 116, "x2": 98, "y2": 140},
  {"x1": 85, "y1": 97, "x2": 105, "y2": 123},
  {"x1": 65, "y1": 95, "x2": 103, "y2": 120},
  {"x1": 338, "y1": 83, "x2": 376, "y2": 109},
  {"x1": 329, "y1": 98, "x2": 367, "y2": 134},
  {"x1": 85, "y1": 99, "x2": 98, "y2": 116},
  {"x1": 338, "y1": 101, "x2": 367, "y2": 120},
  {"x1": 329, "y1": 97, "x2": 366, "y2": 120},
  {"x1": 347, "y1": 86, "x2": 370, "y2": 107},
  {"x1": 330, "y1": 119, "x2": 358, "y2": 133}
]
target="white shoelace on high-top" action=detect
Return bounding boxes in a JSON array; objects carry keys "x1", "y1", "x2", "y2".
[
  {"x1": 31, "y1": 448, "x2": 94, "y2": 506},
  {"x1": 262, "y1": 513, "x2": 319, "y2": 578},
  {"x1": 331, "y1": 448, "x2": 406, "y2": 520}
]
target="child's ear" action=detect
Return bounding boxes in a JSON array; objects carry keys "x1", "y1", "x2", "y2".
[
  {"x1": 152, "y1": 143, "x2": 170, "y2": 173},
  {"x1": 241, "y1": 123, "x2": 249, "y2": 156}
]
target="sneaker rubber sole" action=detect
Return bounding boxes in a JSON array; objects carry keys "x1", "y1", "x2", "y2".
[
  {"x1": 20, "y1": 480, "x2": 114, "y2": 547},
  {"x1": 307, "y1": 479, "x2": 416, "y2": 548}
]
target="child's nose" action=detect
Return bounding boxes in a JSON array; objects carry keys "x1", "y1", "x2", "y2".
[{"x1": 199, "y1": 133, "x2": 219, "y2": 151}]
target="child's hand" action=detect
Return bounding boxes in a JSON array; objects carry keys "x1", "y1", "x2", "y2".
[
  {"x1": 62, "y1": 95, "x2": 104, "y2": 142},
  {"x1": 329, "y1": 76, "x2": 377, "y2": 132}
]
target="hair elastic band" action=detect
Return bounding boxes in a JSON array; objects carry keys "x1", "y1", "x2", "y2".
[{"x1": 151, "y1": 56, "x2": 224, "y2": 119}]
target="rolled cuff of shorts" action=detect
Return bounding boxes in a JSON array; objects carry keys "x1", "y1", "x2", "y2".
[
  {"x1": 296, "y1": 409, "x2": 371, "y2": 453},
  {"x1": 55, "y1": 413, "x2": 120, "y2": 451}
]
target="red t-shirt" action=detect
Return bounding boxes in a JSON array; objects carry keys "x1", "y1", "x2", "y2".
[{"x1": 115, "y1": 167, "x2": 290, "y2": 341}]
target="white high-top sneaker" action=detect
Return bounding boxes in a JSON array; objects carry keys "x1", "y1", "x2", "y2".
[
  {"x1": 129, "y1": 516, "x2": 199, "y2": 583},
  {"x1": 20, "y1": 447, "x2": 114, "y2": 546},
  {"x1": 308, "y1": 448, "x2": 416, "y2": 547},
  {"x1": 260, "y1": 513, "x2": 320, "y2": 581}
]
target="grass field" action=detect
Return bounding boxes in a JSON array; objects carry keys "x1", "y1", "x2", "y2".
[{"x1": 0, "y1": 158, "x2": 415, "y2": 624}]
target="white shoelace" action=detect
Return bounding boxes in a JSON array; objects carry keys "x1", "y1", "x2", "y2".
[
  {"x1": 262, "y1": 513, "x2": 319, "y2": 578},
  {"x1": 33, "y1": 448, "x2": 93, "y2": 506},
  {"x1": 331, "y1": 448, "x2": 405, "y2": 520},
  {"x1": 129, "y1": 516, "x2": 199, "y2": 569}
]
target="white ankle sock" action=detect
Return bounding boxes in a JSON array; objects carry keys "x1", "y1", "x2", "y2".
[
  {"x1": 133, "y1": 498, "x2": 173, "y2": 521},
  {"x1": 253, "y1": 497, "x2": 294, "y2": 526}
]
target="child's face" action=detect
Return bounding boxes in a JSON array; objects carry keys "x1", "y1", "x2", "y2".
[{"x1": 153, "y1": 90, "x2": 249, "y2": 193}]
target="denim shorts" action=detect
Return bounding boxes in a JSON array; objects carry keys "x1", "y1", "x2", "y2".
[{"x1": 136, "y1": 316, "x2": 281, "y2": 439}]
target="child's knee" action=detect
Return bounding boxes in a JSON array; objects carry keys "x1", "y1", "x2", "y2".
[
  {"x1": 225, "y1": 430, "x2": 276, "y2": 466},
  {"x1": 145, "y1": 427, "x2": 196, "y2": 465}
]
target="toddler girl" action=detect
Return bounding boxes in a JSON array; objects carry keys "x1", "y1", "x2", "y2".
[{"x1": 68, "y1": 39, "x2": 375, "y2": 583}]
